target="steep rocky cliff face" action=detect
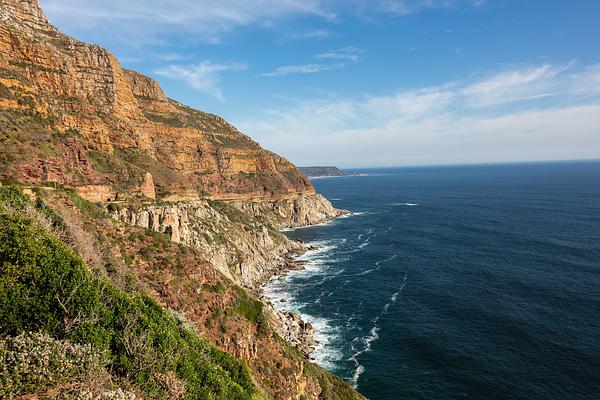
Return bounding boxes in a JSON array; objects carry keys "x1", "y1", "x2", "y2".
[
  {"x1": 109, "y1": 199, "x2": 306, "y2": 287},
  {"x1": 1, "y1": 186, "x2": 362, "y2": 400},
  {"x1": 0, "y1": 0, "x2": 332, "y2": 218},
  {"x1": 231, "y1": 193, "x2": 343, "y2": 228}
]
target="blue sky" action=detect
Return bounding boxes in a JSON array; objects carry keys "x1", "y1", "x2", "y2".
[{"x1": 40, "y1": 0, "x2": 600, "y2": 168}]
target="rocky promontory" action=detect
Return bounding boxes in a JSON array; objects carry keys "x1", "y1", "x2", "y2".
[{"x1": 299, "y1": 166, "x2": 366, "y2": 178}]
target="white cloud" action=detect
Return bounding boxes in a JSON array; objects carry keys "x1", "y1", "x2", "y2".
[
  {"x1": 155, "y1": 61, "x2": 246, "y2": 101},
  {"x1": 262, "y1": 63, "x2": 345, "y2": 77},
  {"x1": 315, "y1": 47, "x2": 363, "y2": 62},
  {"x1": 40, "y1": 0, "x2": 487, "y2": 47},
  {"x1": 375, "y1": 0, "x2": 487, "y2": 16},
  {"x1": 461, "y1": 63, "x2": 573, "y2": 108},
  {"x1": 238, "y1": 63, "x2": 600, "y2": 167},
  {"x1": 262, "y1": 47, "x2": 362, "y2": 77},
  {"x1": 292, "y1": 29, "x2": 334, "y2": 39},
  {"x1": 40, "y1": 0, "x2": 335, "y2": 45}
]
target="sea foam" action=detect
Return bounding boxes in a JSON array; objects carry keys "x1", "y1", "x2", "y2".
[
  {"x1": 263, "y1": 239, "x2": 346, "y2": 371},
  {"x1": 349, "y1": 272, "x2": 408, "y2": 387}
]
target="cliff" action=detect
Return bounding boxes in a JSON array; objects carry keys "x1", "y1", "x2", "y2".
[
  {"x1": 1, "y1": 186, "x2": 363, "y2": 400},
  {"x1": 0, "y1": 0, "x2": 335, "y2": 227},
  {"x1": 108, "y1": 199, "x2": 306, "y2": 287}
]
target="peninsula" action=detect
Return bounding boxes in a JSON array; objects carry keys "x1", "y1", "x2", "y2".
[{"x1": 299, "y1": 166, "x2": 366, "y2": 179}]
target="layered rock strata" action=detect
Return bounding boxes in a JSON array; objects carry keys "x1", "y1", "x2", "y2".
[
  {"x1": 0, "y1": 2, "x2": 358, "y2": 397},
  {"x1": 0, "y1": 0, "x2": 325, "y2": 208}
]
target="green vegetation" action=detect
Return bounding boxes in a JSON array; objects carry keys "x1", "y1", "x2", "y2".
[
  {"x1": 168, "y1": 100, "x2": 257, "y2": 149},
  {"x1": 9, "y1": 60, "x2": 66, "y2": 74},
  {"x1": 213, "y1": 134, "x2": 256, "y2": 150},
  {"x1": 202, "y1": 282, "x2": 226, "y2": 294},
  {"x1": 86, "y1": 150, "x2": 117, "y2": 175},
  {"x1": 207, "y1": 199, "x2": 255, "y2": 226},
  {"x1": 233, "y1": 293, "x2": 264, "y2": 324},
  {"x1": 0, "y1": 186, "x2": 257, "y2": 399},
  {"x1": 0, "y1": 81, "x2": 16, "y2": 100},
  {"x1": 87, "y1": 147, "x2": 184, "y2": 195},
  {"x1": 0, "y1": 67, "x2": 30, "y2": 84},
  {"x1": 65, "y1": 187, "x2": 108, "y2": 220},
  {"x1": 143, "y1": 111, "x2": 185, "y2": 127}
]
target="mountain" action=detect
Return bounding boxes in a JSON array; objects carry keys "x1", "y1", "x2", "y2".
[
  {"x1": 0, "y1": 1, "x2": 362, "y2": 399},
  {"x1": 0, "y1": 0, "x2": 335, "y2": 220}
]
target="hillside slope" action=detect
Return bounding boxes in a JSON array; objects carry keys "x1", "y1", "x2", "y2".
[{"x1": 0, "y1": 185, "x2": 361, "y2": 399}]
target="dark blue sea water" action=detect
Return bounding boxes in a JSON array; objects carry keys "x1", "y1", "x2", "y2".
[{"x1": 264, "y1": 161, "x2": 600, "y2": 400}]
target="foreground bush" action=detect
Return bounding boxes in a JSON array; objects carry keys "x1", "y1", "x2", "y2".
[{"x1": 0, "y1": 332, "x2": 107, "y2": 397}]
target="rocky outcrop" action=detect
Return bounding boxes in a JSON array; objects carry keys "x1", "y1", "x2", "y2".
[
  {"x1": 109, "y1": 199, "x2": 306, "y2": 287},
  {"x1": 269, "y1": 304, "x2": 317, "y2": 356},
  {"x1": 0, "y1": 0, "x2": 52, "y2": 31},
  {"x1": 123, "y1": 69, "x2": 167, "y2": 102},
  {"x1": 0, "y1": 3, "x2": 361, "y2": 398},
  {"x1": 139, "y1": 172, "x2": 156, "y2": 199},
  {"x1": 232, "y1": 193, "x2": 345, "y2": 228}
]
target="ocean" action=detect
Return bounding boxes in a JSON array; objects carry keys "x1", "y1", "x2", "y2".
[{"x1": 264, "y1": 161, "x2": 600, "y2": 400}]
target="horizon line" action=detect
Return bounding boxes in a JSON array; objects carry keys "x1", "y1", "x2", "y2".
[{"x1": 303, "y1": 157, "x2": 600, "y2": 171}]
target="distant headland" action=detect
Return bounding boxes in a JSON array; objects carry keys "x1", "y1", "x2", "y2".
[{"x1": 299, "y1": 166, "x2": 366, "y2": 179}]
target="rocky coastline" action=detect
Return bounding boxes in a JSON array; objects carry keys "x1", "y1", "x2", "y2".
[
  {"x1": 0, "y1": 0, "x2": 366, "y2": 397},
  {"x1": 258, "y1": 250, "x2": 317, "y2": 356},
  {"x1": 108, "y1": 196, "x2": 347, "y2": 358},
  {"x1": 257, "y1": 210, "x2": 349, "y2": 359}
]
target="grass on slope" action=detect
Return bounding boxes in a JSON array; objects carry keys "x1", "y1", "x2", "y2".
[{"x1": 0, "y1": 186, "x2": 258, "y2": 399}]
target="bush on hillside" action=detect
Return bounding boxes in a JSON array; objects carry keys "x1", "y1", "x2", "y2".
[
  {"x1": 0, "y1": 332, "x2": 107, "y2": 397},
  {"x1": 0, "y1": 186, "x2": 257, "y2": 399}
]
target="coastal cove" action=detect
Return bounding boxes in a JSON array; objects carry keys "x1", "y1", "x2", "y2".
[{"x1": 263, "y1": 161, "x2": 600, "y2": 400}]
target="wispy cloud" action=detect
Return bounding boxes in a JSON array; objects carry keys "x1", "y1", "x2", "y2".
[
  {"x1": 41, "y1": 0, "x2": 335, "y2": 46},
  {"x1": 262, "y1": 47, "x2": 362, "y2": 77},
  {"x1": 155, "y1": 53, "x2": 192, "y2": 62},
  {"x1": 41, "y1": 0, "x2": 486, "y2": 48},
  {"x1": 375, "y1": 0, "x2": 487, "y2": 16},
  {"x1": 262, "y1": 63, "x2": 343, "y2": 77},
  {"x1": 315, "y1": 46, "x2": 363, "y2": 62},
  {"x1": 238, "y1": 62, "x2": 600, "y2": 167},
  {"x1": 291, "y1": 29, "x2": 334, "y2": 40},
  {"x1": 155, "y1": 61, "x2": 246, "y2": 101},
  {"x1": 461, "y1": 63, "x2": 573, "y2": 108}
]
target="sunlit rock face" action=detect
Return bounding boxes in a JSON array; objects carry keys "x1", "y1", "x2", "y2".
[{"x1": 0, "y1": 0, "x2": 325, "y2": 207}]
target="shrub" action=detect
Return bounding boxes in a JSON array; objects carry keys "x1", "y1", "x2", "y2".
[
  {"x1": 234, "y1": 294, "x2": 264, "y2": 324},
  {"x1": 202, "y1": 282, "x2": 225, "y2": 294},
  {"x1": 0, "y1": 332, "x2": 107, "y2": 397}
]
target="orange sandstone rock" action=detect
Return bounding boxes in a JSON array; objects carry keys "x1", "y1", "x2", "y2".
[{"x1": 0, "y1": 0, "x2": 315, "y2": 203}]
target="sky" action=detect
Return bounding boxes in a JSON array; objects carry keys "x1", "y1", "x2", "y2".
[{"x1": 40, "y1": 0, "x2": 600, "y2": 168}]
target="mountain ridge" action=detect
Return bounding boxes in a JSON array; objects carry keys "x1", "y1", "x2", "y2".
[{"x1": 0, "y1": 0, "x2": 327, "y2": 208}]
